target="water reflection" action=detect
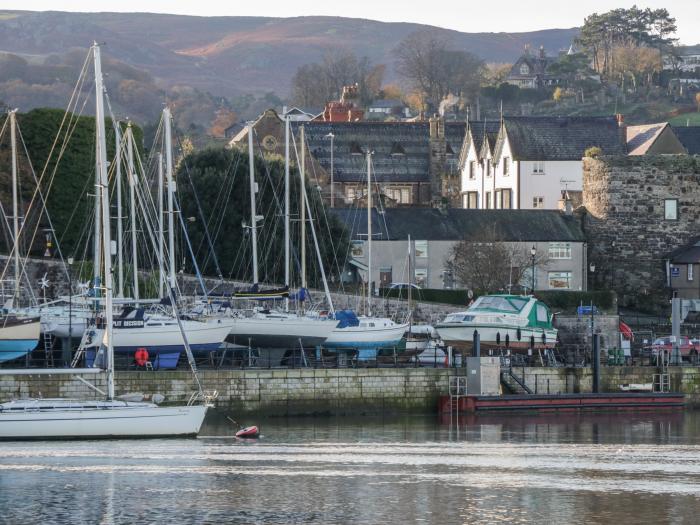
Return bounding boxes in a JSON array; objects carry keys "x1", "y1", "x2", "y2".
[{"x1": 1, "y1": 411, "x2": 699, "y2": 524}]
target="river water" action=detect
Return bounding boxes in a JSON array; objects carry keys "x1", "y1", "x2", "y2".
[{"x1": 1, "y1": 411, "x2": 700, "y2": 524}]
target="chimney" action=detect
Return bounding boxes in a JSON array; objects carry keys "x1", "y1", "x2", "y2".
[
  {"x1": 615, "y1": 113, "x2": 625, "y2": 127},
  {"x1": 615, "y1": 113, "x2": 627, "y2": 151},
  {"x1": 558, "y1": 191, "x2": 573, "y2": 216}
]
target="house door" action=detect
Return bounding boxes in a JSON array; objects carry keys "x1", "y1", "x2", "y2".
[{"x1": 380, "y1": 267, "x2": 392, "y2": 288}]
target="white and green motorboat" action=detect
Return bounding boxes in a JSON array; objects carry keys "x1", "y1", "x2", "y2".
[{"x1": 435, "y1": 295, "x2": 558, "y2": 352}]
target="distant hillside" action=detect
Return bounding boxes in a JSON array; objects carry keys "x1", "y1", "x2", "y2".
[{"x1": 0, "y1": 11, "x2": 579, "y2": 97}]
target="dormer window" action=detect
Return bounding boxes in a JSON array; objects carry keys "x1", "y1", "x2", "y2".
[
  {"x1": 520, "y1": 64, "x2": 530, "y2": 75},
  {"x1": 446, "y1": 143, "x2": 455, "y2": 155},
  {"x1": 350, "y1": 142, "x2": 364, "y2": 155},
  {"x1": 390, "y1": 142, "x2": 406, "y2": 156}
]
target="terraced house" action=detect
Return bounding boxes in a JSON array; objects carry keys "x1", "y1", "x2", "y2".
[{"x1": 459, "y1": 116, "x2": 626, "y2": 210}]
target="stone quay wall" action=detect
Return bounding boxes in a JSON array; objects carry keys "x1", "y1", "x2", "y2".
[
  {"x1": 582, "y1": 155, "x2": 700, "y2": 309},
  {"x1": 2, "y1": 366, "x2": 700, "y2": 415}
]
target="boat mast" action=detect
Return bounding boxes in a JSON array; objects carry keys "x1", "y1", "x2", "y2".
[
  {"x1": 247, "y1": 122, "x2": 259, "y2": 284},
  {"x1": 284, "y1": 116, "x2": 290, "y2": 312},
  {"x1": 366, "y1": 149, "x2": 372, "y2": 317},
  {"x1": 114, "y1": 122, "x2": 124, "y2": 298},
  {"x1": 93, "y1": 42, "x2": 115, "y2": 400},
  {"x1": 126, "y1": 123, "x2": 139, "y2": 303},
  {"x1": 408, "y1": 234, "x2": 412, "y2": 327},
  {"x1": 9, "y1": 110, "x2": 20, "y2": 305},
  {"x1": 163, "y1": 108, "x2": 176, "y2": 289},
  {"x1": 158, "y1": 153, "x2": 165, "y2": 299},
  {"x1": 300, "y1": 125, "x2": 307, "y2": 292}
]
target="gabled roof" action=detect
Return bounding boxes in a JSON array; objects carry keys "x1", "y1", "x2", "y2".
[
  {"x1": 672, "y1": 126, "x2": 700, "y2": 155},
  {"x1": 626, "y1": 123, "x2": 668, "y2": 155},
  {"x1": 332, "y1": 208, "x2": 585, "y2": 242},
  {"x1": 459, "y1": 120, "x2": 500, "y2": 167},
  {"x1": 668, "y1": 238, "x2": 700, "y2": 264},
  {"x1": 496, "y1": 116, "x2": 626, "y2": 161},
  {"x1": 294, "y1": 121, "x2": 466, "y2": 183}
]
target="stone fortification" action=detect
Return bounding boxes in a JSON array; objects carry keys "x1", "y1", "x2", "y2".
[{"x1": 582, "y1": 155, "x2": 700, "y2": 309}]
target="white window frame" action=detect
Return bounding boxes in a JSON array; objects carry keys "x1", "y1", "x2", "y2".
[
  {"x1": 503, "y1": 158, "x2": 510, "y2": 176},
  {"x1": 548, "y1": 242, "x2": 572, "y2": 260},
  {"x1": 548, "y1": 271, "x2": 572, "y2": 289},
  {"x1": 532, "y1": 160, "x2": 545, "y2": 174},
  {"x1": 414, "y1": 268, "x2": 428, "y2": 287},
  {"x1": 533, "y1": 196, "x2": 544, "y2": 209},
  {"x1": 351, "y1": 241, "x2": 364, "y2": 258},
  {"x1": 469, "y1": 161, "x2": 476, "y2": 180},
  {"x1": 414, "y1": 240, "x2": 428, "y2": 258},
  {"x1": 664, "y1": 199, "x2": 678, "y2": 220}
]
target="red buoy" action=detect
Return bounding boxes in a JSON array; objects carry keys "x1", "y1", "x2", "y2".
[
  {"x1": 235, "y1": 426, "x2": 259, "y2": 438},
  {"x1": 134, "y1": 347, "x2": 149, "y2": 367}
]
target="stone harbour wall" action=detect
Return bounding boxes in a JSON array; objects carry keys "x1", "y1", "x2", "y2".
[{"x1": 2, "y1": 366, "x2": 700, "y2": 414}]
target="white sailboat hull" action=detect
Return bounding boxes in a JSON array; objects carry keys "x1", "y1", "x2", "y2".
[{"x1": 0, "y1": 400, "x2": 208, "y2": 439}]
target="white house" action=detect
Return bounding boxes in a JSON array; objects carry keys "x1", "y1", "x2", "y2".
[
  {"x1": 460, "y1": 116, "x2": 626, "y2": 210},
  {"x1": 459, "y1": 121, "x2": 500, "y2": 209}
]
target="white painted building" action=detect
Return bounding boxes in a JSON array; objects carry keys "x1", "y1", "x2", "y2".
[{"x1": 460, "y1": 117, "x2": 626, "y2": 210}]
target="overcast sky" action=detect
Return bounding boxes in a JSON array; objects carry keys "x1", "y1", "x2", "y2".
[{"x1": 4, "y1": 1, "x2": 698, "y2": 44}]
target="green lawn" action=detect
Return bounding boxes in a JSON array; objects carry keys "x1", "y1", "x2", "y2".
[{"x1": 669, "y1": 112, "x2": 700, "y2": 126}]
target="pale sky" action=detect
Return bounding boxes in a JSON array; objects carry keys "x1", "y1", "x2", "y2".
[{"x1": 3, "y1": 1, "x2": 698, "y2": 44}]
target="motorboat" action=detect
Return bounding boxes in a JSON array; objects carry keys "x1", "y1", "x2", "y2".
[{"x1": 435, "y1": 294, "x2": 558, "y2": 352}]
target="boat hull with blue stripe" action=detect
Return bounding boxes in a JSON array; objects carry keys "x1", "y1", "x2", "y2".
[{"x1": 0, "y1": 317, "x2": 41, "y2": 363}]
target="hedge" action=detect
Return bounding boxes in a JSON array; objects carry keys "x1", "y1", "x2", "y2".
[{"x1": 380, "y1": 288, "x2": 470, "y2": 306}]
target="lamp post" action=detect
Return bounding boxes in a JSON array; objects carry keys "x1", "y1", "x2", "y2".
[
  {"x1": 325, "y1": 132, "x2": 335, "y2": 208},
  {"x1": 530, "y1": 245, "x2": 537, "y2": 294}
]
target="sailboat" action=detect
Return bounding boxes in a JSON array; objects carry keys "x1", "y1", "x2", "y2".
[
  {"x1": 322, "y1": 151, "x2": 408, "y2": 360},
  {"x1": 0, "y1": 43, "x2": 211, "y2": 439},
  {"x1": 222, "y1": 120, "x2": 338, "y2": 350},
  {"x1": 0, "y1": 109, "x2": 41, "y2": 363},
  {"x1": 75, "y1": 111, "x2": 234, "y2": 369}
]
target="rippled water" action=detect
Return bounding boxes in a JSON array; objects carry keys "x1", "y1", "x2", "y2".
[{"x1": 2, "y1": 411, "x2": 700, "y2": 524}]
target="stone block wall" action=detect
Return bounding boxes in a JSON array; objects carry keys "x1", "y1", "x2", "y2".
[
  {"x1": 582, "y1": 155, "x2": 700, "y2": 309},
  {"x1": 3, "y1": 366, "x2": 700, "y2": 414}
]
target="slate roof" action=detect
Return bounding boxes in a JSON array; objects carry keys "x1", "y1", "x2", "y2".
[
  {"x1": 469, "y1": 120, "x2": 501, "y2": 156},
  {"x1": 332, "y1": 208, "x2": 585, "y2": 242},
  {"x1": 626, "y1": 123, "x2": 669, "y2": 155},
  {"x1": 672, "y1": 126, "x2": 700, "y2": 155},
  {"x1": 667, "y1": 238, "x2": 700, "y2": 264},
  {"x1": 497, "y1": 116, "x2": 626, "y2": 161},
  {"x1": 294, "y1": 121, "x2": 466, "y2": 183},
  {"x1": 369, "y1": 99, "x2": 405, "y2": 109}
]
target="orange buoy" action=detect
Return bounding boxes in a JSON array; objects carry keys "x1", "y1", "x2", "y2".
[{"x1": 134, "y1": 347, "x2": 149, "y2": 367}]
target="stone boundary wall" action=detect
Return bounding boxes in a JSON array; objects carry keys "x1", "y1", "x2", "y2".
[{"x1": 2, "y1": 366, "x2": 700, "y2": 414}]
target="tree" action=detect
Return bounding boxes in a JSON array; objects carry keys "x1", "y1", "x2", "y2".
[
  {"x1": 290, "y1": 51, "x2": 384, "y2": 109},
  {"x1": 177, "y1": 148, "x2": 350, "y2": 286},
  {"x1": 553, "y1": 86, "x2": 564, "y2": 103},
  {"x1": 447, "y1": 227, "x2": 548, "y2": 293},
  {"x1": 394, "y1": 30, "x2": 484, "y2": 111}
]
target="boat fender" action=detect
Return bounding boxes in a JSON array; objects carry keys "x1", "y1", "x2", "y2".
[
  {"x1": 516, "y1": 328, "x2": 522, "y2": 341},
  {"x1": 135, "y1": 347, "x2": 149, "y2": 367}
]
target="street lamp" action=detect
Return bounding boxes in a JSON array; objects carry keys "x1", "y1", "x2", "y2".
[
  {"x1": 589, "y1": 262, "x2": 596, "y2": 290},
  {"x1": 530, "y1": 245, "x2": 537, "y2": 294},
  {"x1": 325, "y1": 132, "x2": 335, "y2": 207}
]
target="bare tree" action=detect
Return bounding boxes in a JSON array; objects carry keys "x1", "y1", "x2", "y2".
[
  {"x1": 394, "y1": 31, "x2": 484, "y2": 111},
  {"x1": 290, "y1": 50, "x2": 385, "y2": 108},
  {"x1": 448, "y1": 227, "x2": 548, "y2": 293}
]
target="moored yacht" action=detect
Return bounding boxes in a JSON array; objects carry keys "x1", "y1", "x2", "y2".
[
  {"x1": 322, "y1": 310, "x2": 409, "y2": 360},
  {"x1": 435, "y1": 294, "x2": 558, "y2": 352}
]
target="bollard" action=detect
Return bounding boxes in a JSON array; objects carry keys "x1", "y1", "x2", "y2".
[{"x1": 473, "y1": 330, "x2": 480, "y2": 358}]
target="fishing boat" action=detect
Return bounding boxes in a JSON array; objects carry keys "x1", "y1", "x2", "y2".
[
  {"x1": 435, "y1": 294, "x2": 558, "y2": 352},
  {"x1": 0, "y1": 43, "x2": 212, "y2": 439}
]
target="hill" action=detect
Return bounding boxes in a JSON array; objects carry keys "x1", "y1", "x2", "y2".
[{"x1": 0, "y1": 11, "x2": 579, "y2": 99}]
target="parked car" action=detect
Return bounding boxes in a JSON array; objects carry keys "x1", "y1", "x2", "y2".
[
  {"x1": 648, "y1": 336, "x2": 700, "y2": 363},
  {"x1": 389, "y1": 282, "x2": 421, "y2": 290}
]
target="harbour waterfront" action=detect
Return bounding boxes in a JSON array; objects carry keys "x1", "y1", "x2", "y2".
[
  {"x1": 1, "y1": 411, "x2": 700, "y2": 524},
  {"x1": 2, "y1": 366, "x2": 700, "y2": 414}
]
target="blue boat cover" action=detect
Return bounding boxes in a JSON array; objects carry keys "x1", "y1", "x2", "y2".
[{"x1": 334, "y1": 309, "x2": 359, "y2": 328}]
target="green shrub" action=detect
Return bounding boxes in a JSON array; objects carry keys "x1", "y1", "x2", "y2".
[
  {"x1": 535, "y1": 290, "x2": 615, "y2": 312},
  {"x1": 584, "y1": 146, "x2": 602, "y2": 158},
  {"x1": 380, "y1": 288, "x2": 470, "y2": 306}
]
